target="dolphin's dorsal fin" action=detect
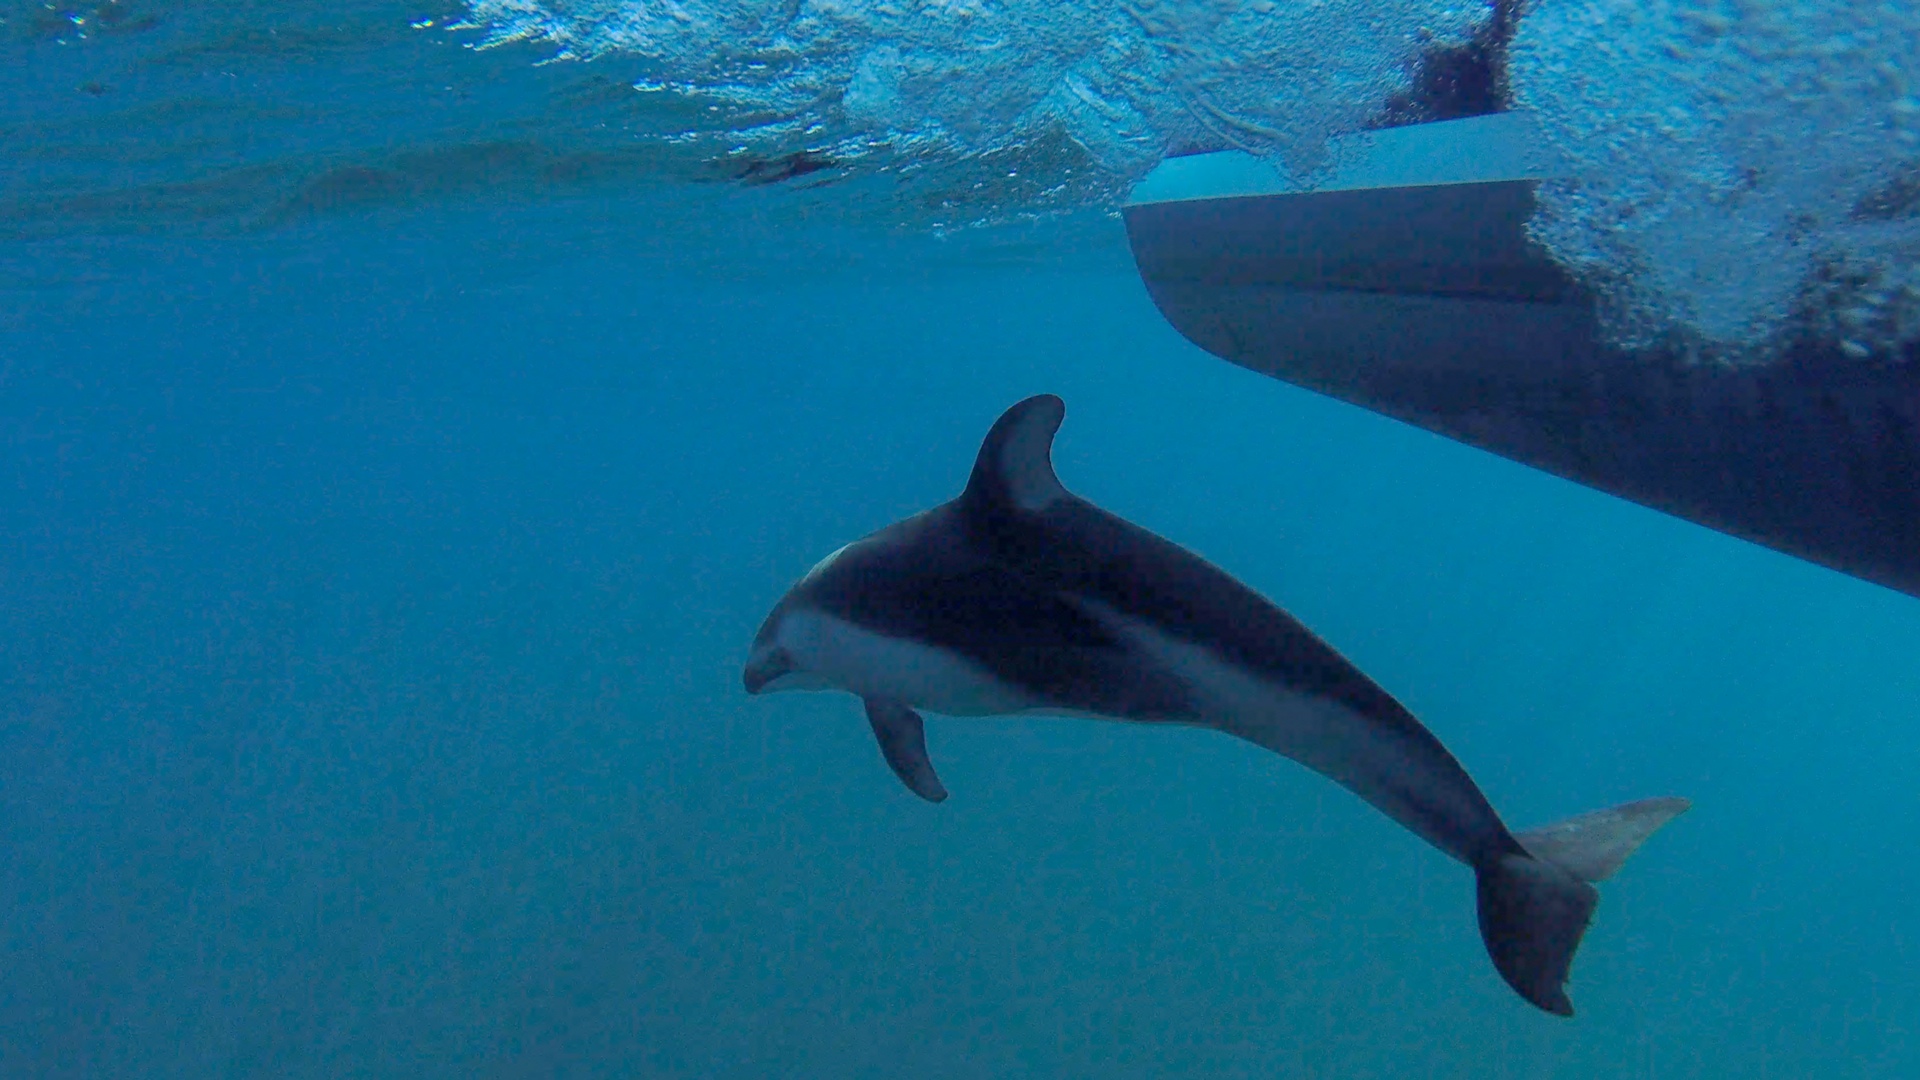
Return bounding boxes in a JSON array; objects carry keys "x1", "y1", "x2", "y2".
[{"x1": 964, "y1": 394, "x2": 1068, "y2": 513}]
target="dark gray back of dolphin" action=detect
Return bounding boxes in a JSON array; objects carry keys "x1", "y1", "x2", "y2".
[{"x1": 960, "y1": 396, "x2": 1454, "y2": 767}]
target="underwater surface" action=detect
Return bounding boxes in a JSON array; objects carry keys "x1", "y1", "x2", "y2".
[{"x1": 4, "y1": 1, "x2": 1919, "y2": 1076}]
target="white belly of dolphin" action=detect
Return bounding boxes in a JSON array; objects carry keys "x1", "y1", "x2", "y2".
[
  {"x1": 1091, "y1": 604, "x2": 1500, "y2": 865},
  {"x1": 778, "y1": 609, "x2": 1035, "y2": 716}
]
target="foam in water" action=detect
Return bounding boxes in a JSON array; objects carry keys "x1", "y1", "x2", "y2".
[
  {"x1": 1510, "y1": 0, "x2": 1920, "y2": 359},
  {"x1": 18, "y1": 0, "x2": 1916, "y2": 361},
  {"x1": 466, "y1": 0, "x2": 1489, "y2": 193},
  {"x1": 473, "y1": 1, "x2": 1920, "y2": 360}
]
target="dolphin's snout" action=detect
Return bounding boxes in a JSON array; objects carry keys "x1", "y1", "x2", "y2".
[{"x1": 742, "y1": 647, "x2": 794, "y2": 695}]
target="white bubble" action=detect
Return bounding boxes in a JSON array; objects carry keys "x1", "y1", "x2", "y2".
[
  {"x1": 465, "y1": 0, "x2": 1489, "y2": 220},
  {"x1": 1511, "y1": 0, "x2": 1920, "y2": 359}
]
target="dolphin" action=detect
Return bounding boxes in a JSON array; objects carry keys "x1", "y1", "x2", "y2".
[{"x1": 743, "y1": 394, "x2": 1689, "y2": 1016}]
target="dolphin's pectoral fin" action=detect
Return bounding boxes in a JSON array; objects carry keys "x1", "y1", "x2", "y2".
[
  {"x1": 862, "y1": 698, "x2": 949, "y2": 803},
  {"x1": 964, "y1": 394, "x2": 1068, "y2": 513}
]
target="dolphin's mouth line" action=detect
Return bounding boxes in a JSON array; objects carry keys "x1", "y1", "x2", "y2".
[{"x1": 742, "y1": 647, "x2": 793, "y2": 695}]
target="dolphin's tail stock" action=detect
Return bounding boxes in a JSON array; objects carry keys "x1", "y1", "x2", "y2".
[{"x1": 1474, "y1": 796, "x2": 1692, "y2": 1016}]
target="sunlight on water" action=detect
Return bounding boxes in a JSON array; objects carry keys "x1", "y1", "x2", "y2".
[
  {"x1": 467, "y1": 0, "x2": 1486, "y2": 179},
  {"x1": 9, "y1": 0, "x2": 1919, "y2": 360},
  {"x1": 465, "y1": 0, "x2": 1920, "y2": 359}
]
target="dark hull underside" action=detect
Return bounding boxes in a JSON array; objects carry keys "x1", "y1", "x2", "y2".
[{"x1": 1124, "y1": 180, "x2": 1920, "y2": 600}]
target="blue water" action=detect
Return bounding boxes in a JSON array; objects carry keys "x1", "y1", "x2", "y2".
[{"x1": 6, "y1": 4, "x2": 1920, "y2": 1078}]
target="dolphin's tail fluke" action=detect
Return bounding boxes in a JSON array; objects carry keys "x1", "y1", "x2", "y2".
[{"x1": 1475, "y1": 796, "x2": 1692, "y2": 1016}]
